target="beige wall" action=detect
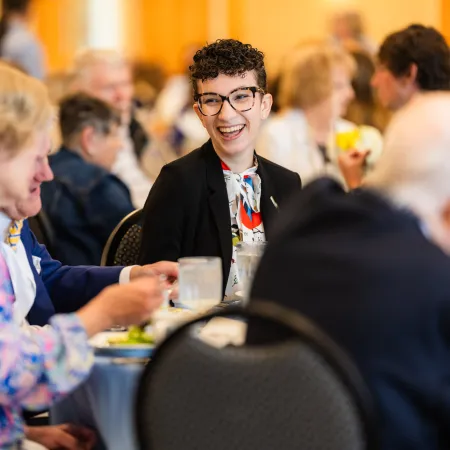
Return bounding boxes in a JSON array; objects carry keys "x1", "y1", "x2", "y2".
[
  {"x1": 230, "y1": 0, "x2": 441, "y2": 76},
  {"x1": 32, "y1": 0, "x2": 87, "y2": 73},
  {"x1": 122, "y1": 0, "x2": 208, "y2": 74},
  {"x1": 31, "y1": 0, "x2": 443, "y2": 75}
]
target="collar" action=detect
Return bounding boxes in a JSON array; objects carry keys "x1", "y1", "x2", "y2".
[
  {"x1": 221, "y1": 156, "x2": 258, "y2": 176},
  {"x1": 0, "y1": 212, "x2": 12, "y2": 241}
]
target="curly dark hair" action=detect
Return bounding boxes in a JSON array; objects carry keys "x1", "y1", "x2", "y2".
[
  {"x1": 378, "y1": 24, "x2": 450, "y2": 91},
  {"x1": 189, "y1": 39, "x2": 267, "y2": 97}
]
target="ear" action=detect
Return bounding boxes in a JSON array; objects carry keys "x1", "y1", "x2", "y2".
[
  {"x1": 260, "y1": 93, "x2": 273, "y2": 120},
  {"x1": 442, "y1": 200, "x2": 450, "y2": 228},
  {"x1": 80, "y1": 126, "x2": 96, "y2": 156},
  {"x1": 406, "y1": 63, "x2": 418, "y2": 85},
  {"x1": 193, "y1": 103, "x2": 207, "y2": 128}
]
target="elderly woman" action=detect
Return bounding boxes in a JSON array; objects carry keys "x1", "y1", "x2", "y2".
[
  {"x1": 0, "y1": 63, "x2": 165, "y2": 449},
  {"x1": 258, "y1": 43, "x2": 383, "y2": 187}
]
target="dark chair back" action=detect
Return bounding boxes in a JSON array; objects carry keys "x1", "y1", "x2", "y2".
[
  {"x1": 101, "y1": 209, "x2": 142, "y2": 266},
  {"x1": 135, "y1": 301, "x2": 378, "y2": 450},
  {"x1": 28, "y1": 210, "x2": 55, "y2": 254}
]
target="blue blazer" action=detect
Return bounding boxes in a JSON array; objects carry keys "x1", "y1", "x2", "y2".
[{"x1": 22, "y1": 220, "x2": 123, "y2": 326}]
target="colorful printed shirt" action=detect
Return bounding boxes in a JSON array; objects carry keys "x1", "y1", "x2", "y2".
[
  {"x1": 0, "y1": 254, "x2": 94, "y2": 448},
  {"x1": 222, "y1": 159, "x2": 266, "y2": 296}
]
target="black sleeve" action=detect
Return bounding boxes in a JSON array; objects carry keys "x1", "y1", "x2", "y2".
[
  {"x1": 436, "y1": 296, "x2": 450, "y2": 443},
  {"x1": 296, "y1": 172, "x2": 302, "y2": 189},
  {"x1": 138, "y1": 165, "x2": 186, "y2": 265}
]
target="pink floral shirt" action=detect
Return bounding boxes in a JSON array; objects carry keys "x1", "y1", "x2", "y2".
[{"x1": 0, "y1": 254, "x2": 94, "y2": 448}]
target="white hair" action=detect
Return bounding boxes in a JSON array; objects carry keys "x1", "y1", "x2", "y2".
[
  {"x1": 367, "y1": 92, "x2": 450, "y2": 220},
  {"x1": 70, "y1": 49, "x2": 129, "y2": 86}
]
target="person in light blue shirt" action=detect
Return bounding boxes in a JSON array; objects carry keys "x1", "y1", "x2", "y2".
[{"x1": 0, "y1": 0, "x2": 46, "y2": 79}]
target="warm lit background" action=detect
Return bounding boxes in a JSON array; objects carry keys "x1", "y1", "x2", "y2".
[{"x1": 27, "y1": 0, "x2": 449, "y2": 77}]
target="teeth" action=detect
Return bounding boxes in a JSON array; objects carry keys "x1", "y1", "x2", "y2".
[{"x1": 218, "y1": 125, "x2": 244, "y2": 133}]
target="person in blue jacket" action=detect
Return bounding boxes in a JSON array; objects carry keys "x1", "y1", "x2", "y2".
[{"x1": 0, "y1": 114, "x2": 176, "y2": 328}]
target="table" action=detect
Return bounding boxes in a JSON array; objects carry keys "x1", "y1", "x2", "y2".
[
  {"x1": 51, "y1": 317, "x2": 246, "y2": 450},
  {"x1": 51, "y1": 356, "x2": 145, "y2": 450}
]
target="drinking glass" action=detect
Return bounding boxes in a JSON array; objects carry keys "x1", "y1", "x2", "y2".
[
  {"x1": 235, "y1": 242, "x2": 266, "y2": 302},
  {"x1": 178, "y1": 257, "x2": 222, "y2": 313}
]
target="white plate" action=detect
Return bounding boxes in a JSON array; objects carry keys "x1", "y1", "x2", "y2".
[
  {"x1": 152, "y1": 307, "x2": 195, "y2": 321},
  {"x1": 90, "y1": 331, "x2": 155, "y2": 358}
]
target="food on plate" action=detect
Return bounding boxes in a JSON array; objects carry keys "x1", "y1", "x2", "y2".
[{"x1": 107, "y1": 326, "x2": 154, "y2": 345}]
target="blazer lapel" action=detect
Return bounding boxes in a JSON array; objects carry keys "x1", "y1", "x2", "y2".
[
  {"x1": 204, "y1": 141, "x2": 232, "y2": 279},
  {"x1": 257, "y1": 156, "x2": 279, "y2": 240}
]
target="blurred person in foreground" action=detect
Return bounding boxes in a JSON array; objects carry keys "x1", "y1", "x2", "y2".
[
  {"x1": 258, "y1": 43, "x2": 383, "y2": 187},
  {"x1": 41, "y1": 93, "x2": 134, "y2": 266},
  {"x1": 340, "y1": 24, "x2": 450, "y2": 188},
  {"x1": 71, "y1": 49, "x2": 152, "y2": 208},
  {"x1": 249, "y1": 92, "x2": 450, "y2": 450},
  {"x1": 0, "y1": 0, "x2": 46, "y2": 79},
  {"x1": 139, "y1": 39, "x2": 301, "y2": 299},
  {"x1": 0, "y1": 62, "x2": 166, "y2": 450}
]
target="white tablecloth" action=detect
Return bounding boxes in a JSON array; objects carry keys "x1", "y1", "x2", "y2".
[{"x1": 51, "y1": 356, "x2": 145, "y2": 450}]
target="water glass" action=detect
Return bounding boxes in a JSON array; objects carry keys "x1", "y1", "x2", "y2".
[
  {"x1": 178, "y1": 257, "x2": 222, "y2": 313},
  {"x1": 235, "y1": 242, "x2": 266, "y2": 302}
]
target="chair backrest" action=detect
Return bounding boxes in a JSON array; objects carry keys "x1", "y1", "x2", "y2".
[
  {"x1": 28, "y1": 211, "x2": 55, "y2": 254},
  {"x1": 101, "y1": 209, "x2": 143, "y2": 266},
  {"x1": 135, "y1": 301, "x2": 378, "y2": 450}
]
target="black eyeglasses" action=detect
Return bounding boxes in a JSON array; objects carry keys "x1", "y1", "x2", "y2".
[{"x1": 195, "y1": 86, "x2": 266, "y2": 116}]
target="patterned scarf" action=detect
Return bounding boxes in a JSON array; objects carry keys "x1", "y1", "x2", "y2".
[{"x1": 222, "y1": 158, "x2": 266, "y2": 296}]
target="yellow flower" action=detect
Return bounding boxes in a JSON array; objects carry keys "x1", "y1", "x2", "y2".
[{"x1": 336, "y1": 128, "x2": 361, "y2": 151}]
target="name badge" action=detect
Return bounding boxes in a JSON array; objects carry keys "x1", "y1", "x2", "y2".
[{"x1": 32, "y1": 255, "x2": 42, "y2": 274}]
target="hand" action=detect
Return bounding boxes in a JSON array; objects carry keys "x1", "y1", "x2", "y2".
[
  {"x1": 130, "y1": 261, "x2": 179, "y2": 299},
  {"x1": 130, "y1": 261, "x2": 178, "y2": 282},
  {"x1": 338, "y1": 149, "x2": 371, "y2": 189},
  {"x1": 25, "y1": 424, "x2": 96, "y2": 450},
  {"x1": 77, "y1": 277, "x2": 163, "y2": 336}
]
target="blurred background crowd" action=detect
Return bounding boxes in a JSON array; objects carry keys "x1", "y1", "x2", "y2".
[
  {"x1": 2, "y1": 0, "x2": 446, "y2": 267},
  {"x1": 3, "y1": 0, "x2": 450, "y2": 448}
]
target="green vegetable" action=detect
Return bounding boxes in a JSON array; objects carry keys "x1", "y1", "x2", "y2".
[{"x1": 108, "y1": 326, "x2": 154, "y2": 345}]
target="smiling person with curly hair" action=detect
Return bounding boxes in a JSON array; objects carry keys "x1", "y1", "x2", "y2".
[{"x1": 139, "y1": 39, "x2": 301, "y2": 298}]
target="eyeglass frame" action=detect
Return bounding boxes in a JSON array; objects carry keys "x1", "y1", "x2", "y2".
[{"x1": 194, "y1": 86, "x2": 266, "y2": 116}]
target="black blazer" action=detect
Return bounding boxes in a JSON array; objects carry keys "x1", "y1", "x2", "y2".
[
  {"x1": 138, "y1": 139, "x2": 301, "y2": 293},
  {"x1": 248, "y1": 178, "x2": 450, "y2": 450}
]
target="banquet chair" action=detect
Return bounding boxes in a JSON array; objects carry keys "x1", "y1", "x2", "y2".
[
  {"x1": 101, "y1": 209, "x2": 143, "y2": 266},
  {"x1": 135, "y1": 301, "x2": 379, "y2": 450},
  {"x1": 28, "y1": 210, "x2": 55, "y2": 255}
]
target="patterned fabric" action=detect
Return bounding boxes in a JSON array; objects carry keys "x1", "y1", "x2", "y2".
[
  {"x1": 6, "y1": 220, "x2": 23, "y2": 251},
  {"x1": 0, "y1": 253, "x2": 94, "y2": 448},
  {"x1": 113, "y1": 223, "x2": 143, "y2": 266},
  {"x1": 222, "y1": 159, "x2": 266, "y2": 296}
]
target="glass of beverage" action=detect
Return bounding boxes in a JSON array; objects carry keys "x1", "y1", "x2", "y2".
[
  {"x1": 178, "y1": 257, "x2": 222, "y2": 313},
  {"x1": 235, "y1": 242, "x2": 266, "y2": 303}
]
